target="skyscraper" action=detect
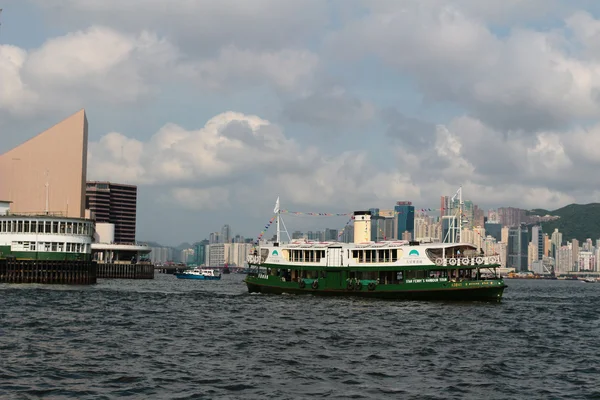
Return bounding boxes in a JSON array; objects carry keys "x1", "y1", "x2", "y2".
[
  {"x1": 551, "y1": 229, "x2": 562, "y2": 259},
  {"x1": 394, "y1": 201, "x2": 414, "y2": 239},
  {"x1": 195, "y1": 239, "x2": 209, "y2": 265},
  {"x1": 531, "y1": 225, "x2": 544, "y2": 261},
  {"x1": 221, "y1": 224, "x2": 231, "y2": 243},
  {"x1": 86, "y1": 181, "x2": 138, "y2": 243},
  {"x1": 507, "y1": 225, "x2": 528, "y2": 272},
  {"x1": 484, "y1": 222, "x2": 502, "y2": 242}
]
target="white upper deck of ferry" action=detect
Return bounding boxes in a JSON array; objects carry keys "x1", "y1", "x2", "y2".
[{"x1": 248, "y1": 208, "x2": 500, "y2": 268}]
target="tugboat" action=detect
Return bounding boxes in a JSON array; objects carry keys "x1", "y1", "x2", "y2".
[{"x1": 244, "y1": 203, "x2": 507, "y2": 302}]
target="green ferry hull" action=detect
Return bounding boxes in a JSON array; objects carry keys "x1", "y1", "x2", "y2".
[{"x1": 245, "y1": 277, "x2": 507, "y2": 302}]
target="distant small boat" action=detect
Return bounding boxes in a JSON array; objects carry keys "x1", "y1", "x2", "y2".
[
  {"x1": 174, "y1": 268, "x2": 221, "y2": 280},
  {"x1": 582, "y1": 277, "x2": 597, "y2": 283},
  {"x1": 223, "y1": 264, "x2": 231, "y2": 274}
]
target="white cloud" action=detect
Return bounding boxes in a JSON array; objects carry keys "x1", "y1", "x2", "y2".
[
  {"x1": 326, "y1": 3, "x2": 600, "y2": 131},
  {"x1": 0, "y1": 25, "x2": 319, "y2": 117},
  {"x1": 0, "y1": 45, "x2": 38, "y2": 115},
  {"x1": 88, "y1": 108, "x2": 600, "y2": 213},
  {"x1": 0, "y1": 26, "x2": 179, "y2": 115},
  {"x1": 88, "y1": 111, "x2": 418, "y2": 210}
]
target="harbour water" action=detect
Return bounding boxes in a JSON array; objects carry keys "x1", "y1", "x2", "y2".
[{"x1": 1, "y1": 275, "x2": 599, "y2": 399}]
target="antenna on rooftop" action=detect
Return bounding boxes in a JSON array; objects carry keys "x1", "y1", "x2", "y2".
[
  {"x1": 44, "y1": 169, "x2": 50, "y2": 214},
  {"x1": 0, "y1": 9, "x2": 3, "y2": 44}
]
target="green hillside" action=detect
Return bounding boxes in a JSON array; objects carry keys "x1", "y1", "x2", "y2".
[{"x1": 534, "y1": 203, "x2": 600, "y2": 242}]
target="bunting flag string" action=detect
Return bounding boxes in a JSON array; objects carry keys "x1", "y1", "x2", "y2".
[{"x1": 253, "y1": 213, "x2": 278, "y2": 245}]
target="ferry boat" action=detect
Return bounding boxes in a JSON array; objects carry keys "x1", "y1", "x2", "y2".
[
  {"x1": 245, "y1": 209, "x2": 507, "y2": 301},
  {"x1": 174, "y1": 268, "x2": 221, "y2": 280}
]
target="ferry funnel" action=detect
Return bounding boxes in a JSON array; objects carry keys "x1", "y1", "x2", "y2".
[{"x1": 353, "y1": 211, "x2": 371, "y2": 243}]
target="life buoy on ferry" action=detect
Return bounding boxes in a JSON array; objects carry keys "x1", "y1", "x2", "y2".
[
  {"x1": 312, "y1": 280, "x2": 319, "y2": 289},
  {"x1": 355, "y1": 281, "x2": 363, "y2": 290},
  {"x1": 462, "y1": 258, "x2": 470, "y2": 265},
  {"x1": 490, "y1": 256, "x2": 498, "y2": 264},
  {"x1": 475, "y1": 257, "x2": 484, "y2": 265},
  {"x1": 435, "y1": 258, "x2": 443, "y2": 266},
  {"x1": 368, "y1": 282, "x2": 376, "y2": 291},
  {"x1": 299, "y1": 280, "x2": 306, "y2": 289},
  {"x1": 449, "y1": 258, "x2": 457, "y2": 265}
]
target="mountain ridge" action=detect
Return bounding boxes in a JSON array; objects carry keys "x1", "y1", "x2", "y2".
[{"x1": 529, "y1": 203, "x2": 600, "y2": 242}]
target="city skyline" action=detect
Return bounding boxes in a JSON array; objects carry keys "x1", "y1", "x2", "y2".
[{"x1": 4, "y1": 2, "x2": 600, "y2": 244}]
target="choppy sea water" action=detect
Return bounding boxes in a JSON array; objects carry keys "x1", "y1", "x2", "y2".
[{"x1": 1, "y1": 275, "x2": 599, "y2": 400}]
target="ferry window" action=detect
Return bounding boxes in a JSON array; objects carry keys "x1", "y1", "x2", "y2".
[
  {"x1": 66, "y1": 243, "x2": 71, "y2": 252},
  {"x1": 53, "y1": 221, "x2": 58, "y2": 233},
  {"x1": 12, "y1": 220, "x2": 16, "y2": 232},
  {"x1": 57, "y1": 243, "x2": 63, "y2": 252},
  {"x1": 67, "y1": 223, "x2": 72, "y2": 234},
  {"x1": 30, "y1": 243, "x2": 36, "y2": 251},
  {"x1": 77, "y1": 223, "x2": 83, "y2": 234},
  {"x1": 44, "y1": 243, "x2": 51, "y2": 251},
  {"x1": 17, "y1": 221, "x2": 23, "y2": 233},
  {"x1": 45, "y1": 221, "x2": 51, "y2": 233},
  {"x1": 24, "y1": 221, "x2": 29, "y2": 233},
  {"x1": 1, "y1": 221, "x2": 4, "y2": 232},
  {"x1": 59, "y1": 222, "x2": 65, "y2": 234},
  {"x1": 391, "y1": 249, "x2": 398, "y2": 261},
  {"x1": 51, "y1": 242, "x2": 57, "y2": 251},
  {"x1": 365, "y1": 251, "x2": 371, "y2": 263}
]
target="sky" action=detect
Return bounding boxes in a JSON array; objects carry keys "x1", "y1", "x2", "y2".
[{"x1": 2, "y1": 1, "x2": 600, "y2": 246}]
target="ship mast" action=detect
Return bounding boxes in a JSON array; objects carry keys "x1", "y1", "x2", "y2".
[
  {"x1": 442, "y1": 185, "x2": 463, "y2": 243},
  {"x1": 274, "y1": 196, "x2": 280, "y2": 243},
  {"x1": 456, "y1": 186, "x2": 463, "y2": 243}
]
